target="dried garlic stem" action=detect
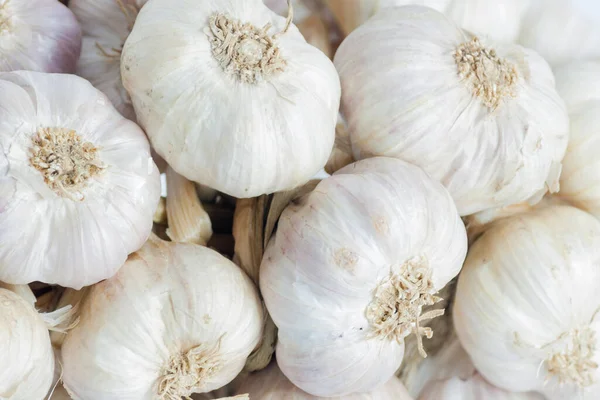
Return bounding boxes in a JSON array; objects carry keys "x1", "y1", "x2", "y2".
[
  {"x1": 244, "y1": 313, "x2": 277, "y2": 372},
  {"x1": 454, "y1": 37, "x2": 518, "y2": 110},
  {"x1": 29, "y1": 127, "x2": 105, "y2": 201},
  {"x1": 366, "y1": 255, "x2": 442, "y2": 358},
  {"x1": 206, "y1": 0, "x2": 293, "y2": 83},
  {"x1": 546, "y1": 327, "x2": 598, "y2": 387},
  {"x1": 157, "y1": 341, "x2": 223, "y2": 400},
  {"x1": 166, "y1": 166, "x2": 212, "y2": 246}
]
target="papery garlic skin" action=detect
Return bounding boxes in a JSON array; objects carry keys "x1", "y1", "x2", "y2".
[
  {"x1": 260, "y1": 157, "x2": 467, "y2": 397},
  {"x1": 69, "y1": 0, "x2": 148, "y2": 121},
  {"x1": 454, "y1": 205, "x2": 600, "y2": 398},
  {"x1": 519, "y1": 0, "x2": 600, "y2": 66},
  {"x1": 418, "y1": 374, "x2": 544, "y2": 400},
  {"x1": 334, "y1": 6, "x2": 568, "y2": 216},
  {"x1": 445, "y1": 0, "x2": 529, "y2": 43},
  {"x1": 122, "y1": 0, "x2": 340, "y2": 198},
  {"x1": 0, "y1": 0, "x2": 81, "y2": 73},
  {"x1": 0, "y1": 288, "x2": 54, "y2": 400},
  {"x1": 0, "y1": 71, "x2": 160, "y2": 289},
  {"x1": 238, "y1": 361, "x2": 414, "y2": 399},
  {"x1": 62, "y1": 237, "x2": 264, "y2": 400},
  {"x1": 553, "y1": 62, "x2": 600, "y2": 220}
]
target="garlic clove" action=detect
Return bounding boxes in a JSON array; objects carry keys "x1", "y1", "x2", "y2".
[{"x1": 165, "y1": 166, "x2": 213, "y2": 246}]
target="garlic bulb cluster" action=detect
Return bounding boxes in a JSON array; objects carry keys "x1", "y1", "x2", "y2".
[
  {"x1": 419, "y1": 374, "x2": 545, "y2": 400},
  {"x1": 69, "y1": 0, "x2": 147, "y2": 120},
  {"x1": 334, "y1": 5, "x2": 568, "y2": 216},
  {"x1": 62, "y1": 236, "x2": 264, "y2": 400},
  {"x1": 0, "y1": 0, "x2": 81, "y2": 73},
  {"x1": 237, "y1": 361, "x2": 413, "y2": 399},
  {"x1": 519, "y1": 0, "x2": 600, "y2": 66},
  {"x1": 260, "y1": 157, "x2": 467, "y2": 396},
  {"x1": 454, "y1": 204, "x2": 600, "y2": 399},
  {"x1": 0, "y1": 288, "x2": 54, "y2": 400},
  {"x1": 0, "y1": 71, "x2": 160, "y2": 289},
  {"x1": 122, "y1": 0, "x2": 340, "y2": 198},
  {"x1": 553, "y1": 61, "x2": 600, "y2": 219}
]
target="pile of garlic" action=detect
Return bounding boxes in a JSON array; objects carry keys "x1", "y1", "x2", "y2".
[{"x1": 4, "y1": 0, "x2": 600, "y2": 399}]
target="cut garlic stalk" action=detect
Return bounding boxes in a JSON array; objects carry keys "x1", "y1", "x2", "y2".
[{"x1": 166, "y1": 166, "x2": 212, "y2": 246}]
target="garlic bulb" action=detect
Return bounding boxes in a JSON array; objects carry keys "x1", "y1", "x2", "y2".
[
  {"x1": 121, "y1": 0, "x2": 340, "y2": 198},
  {"x1": 237, "y1": 361, "x2": 413, "y2": 399},
  {"x1": 445, "y1": 0, "x2": 530, "y2": 43},
  {"x1": 0, "y1": 0, "x2": 81, "y2": 73},
  {"x1": 0, "y1": 281, "x2": 36, "y2": 306},
  {"x1": 419, "y1": 374, "x2": 545, "y2": 400},
  {"x1": 552, "y1": 62, "x2": 600, "y2": 219},
  {"x1": 519, "y1": 0, "x2": 600, "y2": 66},
  {"x1": 0, "y1": 71, "x2": 160, "y2": 289},
  {"x1": 69, "y1": 0, "x2": 147, "y2": 120},
  {"x1": 260, "y1": 157, "x2": 467, "y2": 397},
  {"x1": 454, "y1": 204, "x2": 600, "y2": 399},
  {"x1": 334, "y1": 5, "x2": 568, "y2": 216},
  {"x1": 0, "y1": 288, "x2": 55, "y2": 400},
  {"x1": 62, "y1": 236, "x2": 264, "y2": 400}
]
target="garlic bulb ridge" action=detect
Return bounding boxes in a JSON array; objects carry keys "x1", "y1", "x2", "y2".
[
  {"x1": 122, "y1": 0, "x2": 340, "y2": 198},
  {"x1": 260, "y1": 157, "x2": 467, "y2": 397},
  {"x1": 334, "y1": 5, "x2": 569, "y2": 216},
  {"x1": 0, "y1": 71, "x2": 160, "y2": 288}
]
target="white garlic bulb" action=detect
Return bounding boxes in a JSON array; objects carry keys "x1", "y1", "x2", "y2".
[
  {"x1": 0, "y1": 0, "x2": 81, "y2": 73},
  {"x1": 445, "y1": 0, "x2": 530, "y2": 43},
  {"x1": 121, "y1": 0, "x2": 340, "y2": 198},
  {"x1": 419, "y1": 374, "x2": 545, "y2": 400},
  {"x1": 334, "y1": 6, "x2": 569, "y2": 216},
  {"x1": 69, "y1": 0, "x2": 148, "y2": 121},
  {"x1": 260, "y1": 157, "x2": 467, "y2": 397},
  {"x1": 0, "y1": 71, "x2": 161, "y2": 289},
  {"x1": 0, "y1": 288, "x2": 55, "y2": 400},
  {"x1": 552, "y1": 62, "x2": 600, "y2": 219},
  {"x1": 237, "y1": 361, "x2": 414, "y2": 399},
  {"x1": 454, "y1": 204, "x2": 600, "y2": 399},
  {"x1": 62, "y1": 236, "x2": 264, "y2": 400},
  {"x1": 519, "y1": 0, "x2": 600, "y2": 66}
]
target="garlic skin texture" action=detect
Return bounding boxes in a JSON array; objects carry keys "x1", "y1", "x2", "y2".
[
  {"x1": 445, "y1": 0, "x2": 529, "y2": 43},
  {"x1": 0, "y1": 0, "x2": 81, "y2": 73},
  {"x1": 121, "y1": 0, "x2": 340, "y2": 198},
  {"x1": 454, "y1": 205, "x2": 600, "y2": 399},
  {"x1": 519, "y1": 0, "x2": 600, "y2": 66},
  {"x1": 69, "y1": 0, "x2": 148, "y2": 121},
  {"x1": 61, "y1": 237, "x2": 264, "y2": 400},
  {"x1": 260, "y1": 157, "x2": 467, "y2": 397},
  {"x1": 237, "y1": 361, "x2": 414, "y2": 399},
  {"x1": 0, "y1": 71, "x2": 160, "y2": 289},
  {"x1": 553, "y1": 62, "x2": 600, "y2": 219},
  {"x1": 0, "y1": 288, "x2": 54, "y2": 400},
  {"x1": 334, "y1": 6, "x2": 569, "y2": 216},
  {"x1": 418, "y1": 374, "x2": 544, "y2": 400}
]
